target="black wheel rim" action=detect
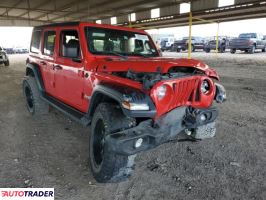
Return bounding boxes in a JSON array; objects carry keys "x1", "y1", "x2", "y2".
[
  {"x1": 93, "y1": 119, "x2": 105, "y2": 167},
  {"x1": 25, "y1": 86, "x2": 34, "y2": 111}
]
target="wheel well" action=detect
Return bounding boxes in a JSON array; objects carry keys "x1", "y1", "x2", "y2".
[
  {"x1": 26, "y1": 67, "x2": 35, "y2": 77},
  {"x1": 89, "y1": 93, "x2": 120, "y2": 118}
]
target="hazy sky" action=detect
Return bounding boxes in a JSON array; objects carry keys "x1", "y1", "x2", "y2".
[
  {"x1": 0, "y1": 27, "x2": 33, "y2": 48},
  {"x1": 0, "y1": 18, "x2": 266, "y2": 48}
]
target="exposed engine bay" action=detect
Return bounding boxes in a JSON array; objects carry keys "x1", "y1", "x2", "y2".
[{"x1": 112, "y1": 67, "x2": 205, "y2": 89}]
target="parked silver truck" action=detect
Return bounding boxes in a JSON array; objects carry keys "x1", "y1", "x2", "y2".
[{"x1": 229, "y1": 33, "x2": 266, "y2": 54}]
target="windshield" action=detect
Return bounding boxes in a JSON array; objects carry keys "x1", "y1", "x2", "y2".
[
  {"x1": 84, "y1": 27, "x2": 159, "y2": 57},
  {"x1": 239, "y1": 33, "x2": 256, "y2": 39}
]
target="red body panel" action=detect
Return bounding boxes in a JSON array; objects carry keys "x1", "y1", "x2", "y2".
[
  {"x1": 150, "y1": 76, "x2": 215, "y2": 118},
  {"x1": 28, "y1": 22, "x2": 220, "y2": 118}
]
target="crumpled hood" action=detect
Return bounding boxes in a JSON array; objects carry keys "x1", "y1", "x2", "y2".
[{"x1": 95, "y1": 57, "x2": 219, "y2": 80}]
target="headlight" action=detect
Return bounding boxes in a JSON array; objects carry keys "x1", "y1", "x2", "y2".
[
  {"x1": 157, "y1": 85, "x2": 167, "y2": 100},
  {"x1": 122, "y1": 101, "x2": 149, "y2": 111},
  {"x1": 122, "y1": 94, "x2": 150, "y2": 111},
  {"x1": 201, "y1": 80, "x2": 210, "y2": 94}
]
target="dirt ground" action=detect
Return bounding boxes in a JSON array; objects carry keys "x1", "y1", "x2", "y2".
[{"x1": 0, "y1": 51, "x2": 266, "y2": 200}]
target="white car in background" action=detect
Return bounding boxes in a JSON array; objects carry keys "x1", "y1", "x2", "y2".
[{"x1": 0, "y1": 46, "x2": 9, "y2": 66}]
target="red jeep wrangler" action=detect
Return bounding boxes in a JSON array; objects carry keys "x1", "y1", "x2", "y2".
[{"x1": 23, "y1": 22, "x2": 226, "y2": 183}]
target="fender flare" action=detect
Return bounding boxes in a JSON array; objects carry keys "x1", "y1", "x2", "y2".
[
  {"x1": 88, "y1": 85, "x2": 156, "y2": 119},
  {"x1": 25, "y1": 63, "x2": 45, "y2": 94}
]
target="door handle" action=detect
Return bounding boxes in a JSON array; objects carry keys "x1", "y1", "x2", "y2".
[
  {"x1": 53, "y1": 64, "x2": 62, "y2": 70},
  {"x1": 40, "y1": 61, "x2": 47, "y2": 65}
]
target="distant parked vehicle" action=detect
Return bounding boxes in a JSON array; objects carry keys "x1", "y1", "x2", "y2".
[
  {"x1": 229, "y1": 33, "x2": 266, "y2": 54},
  {"x1": 204, "y1": 37, "x2": 230, "y2": 53},
  {"x1": 172, "y1": 37, "x2": 206, "y2": 52},
  {"x1": 21, "y1": 48, "x2": 29, "y2": 53},
  {"x1": 14, "y1": 48, "x2": 29, "y2": 54},
  {"x1": 3, "y1": 48, "x2": 15, "y2": 54},
  {"x1": 0, "y1": 46, "x2": 9, "y2": 66},
  {"x1": 160, "y1": 37, "x2": 175, "y2": 51}
]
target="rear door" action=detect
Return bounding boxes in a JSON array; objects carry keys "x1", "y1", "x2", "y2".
[
  {"x1": 40, "y1": 29, "x2": 57, "y2": 96},
  {"x1": 54, "y1": 27, "x2": 85, "y2": 111}
]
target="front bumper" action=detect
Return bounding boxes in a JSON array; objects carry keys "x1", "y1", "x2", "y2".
[
  {"x1": 105, "y1": 106, "x2": 219, "y2": 156},
  {"x1": 174, "y1": 44, "x2": 187, "y2": 50},
  {"x1": 229, "y1": 45, "x2": 253, "y2": 50}
]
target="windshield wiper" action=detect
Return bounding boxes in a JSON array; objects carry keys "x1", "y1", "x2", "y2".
[{"x1": 106, "y1": 51, "x2": 128, "y2": 60}]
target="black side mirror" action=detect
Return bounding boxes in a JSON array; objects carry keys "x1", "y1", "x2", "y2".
[{"x1": 72, "y1": 57, "x2": 82, "y2": 63}]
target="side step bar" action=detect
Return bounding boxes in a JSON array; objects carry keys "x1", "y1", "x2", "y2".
[{"x1": 41, "y1": 93, "x2": 91, "y2": 127}]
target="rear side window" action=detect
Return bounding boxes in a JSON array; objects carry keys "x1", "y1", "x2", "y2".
[
  {"x1": 43, "y1": 31, "x2": 56, "y2": 56},
  {"x1": 30, "y1": 30, "x2": 41, "y2": 53}
]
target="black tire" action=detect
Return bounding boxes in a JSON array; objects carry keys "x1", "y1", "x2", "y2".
[
  {"x1": 176, "y1": 48, "x2": 181, "y2": 52},
  {"x1": 89, "y1": 103, "x2": 136, "y2": 183},
  {"x1": 22, "y1": 76, "x2": 49, "y2": 115},
  {"x1": 230, "y1": 49, "x2": 236, "y2": 54},
  {"x1": 205, "y1": 48, "x2": 211, "y2": 53},
  {"x1": 4, "y1": 60, "x2": 9, "y2": 66},
  {"x1": 262, "y1": 46, "x2": 266, "y2": 52}
]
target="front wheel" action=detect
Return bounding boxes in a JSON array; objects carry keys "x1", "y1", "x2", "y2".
[
  {"x1": 262, "y1": 46, "x2": 266, "y2": 52},
  {"x1": 89, "y1": 103, "x2": 136, "y2": 183},
  {"x1": 249, "y1": 45, "x2": 256, "y2": 54}
]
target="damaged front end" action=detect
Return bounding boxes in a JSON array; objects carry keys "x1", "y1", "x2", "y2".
[
  {"x1": 95, "y1": 62, "x2": 226, "y2": 156},
  {"x1": 105, "y1": 106, "x2": 219, "y2": 156}
]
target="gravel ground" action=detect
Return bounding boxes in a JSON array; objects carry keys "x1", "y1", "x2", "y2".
[{"x1": 0, "y1": 52, "x2": 266, "y2": 200}]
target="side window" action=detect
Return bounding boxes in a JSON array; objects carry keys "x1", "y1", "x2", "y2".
[
  {"x1": 60, "y1": 30, "x2": 80, "y2": 58},
  {"x1": 31, "y1": 30, "x2": 42, "y2": 53},
  {"x1": 43, "y1": 31, "x2": 56, "y2": 56}
]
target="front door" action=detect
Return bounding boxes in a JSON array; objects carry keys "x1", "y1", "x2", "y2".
[{"x1": 54, "y1": 28, "x2": 85, "y2": 111}]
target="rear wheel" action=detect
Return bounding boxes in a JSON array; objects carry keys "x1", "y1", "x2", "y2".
[
  {"x1": 89, "y1": 103, "x2": 136, "y2": 183},
  {"x1": 22, "y1": 76, "x2": 49, "y2": 115},
  {"x1": 262, "y1": 46, "x2": 266, "y2": 52}
]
